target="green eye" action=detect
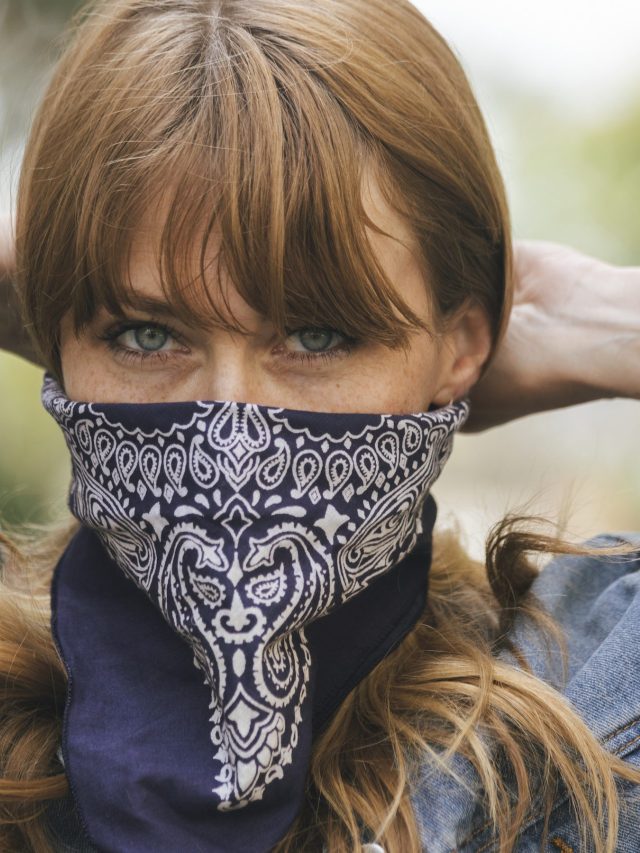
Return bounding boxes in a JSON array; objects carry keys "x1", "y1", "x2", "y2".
[
  {"x1": 133, "y1": 325, "x2": 169, "y2": 352},
  {"x1": 297, "y1": 328, "x2": 336, "y2": 352},
  {"x1": 100, "y1": 319, "x2": 186, "y2": 365}
]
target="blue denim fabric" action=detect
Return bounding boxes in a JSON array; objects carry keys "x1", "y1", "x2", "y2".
[
  {"x1": 49, "y1": 533, "x2": 640, "y2": 851},
  {"x1": 412, "y1": 533, "x2": 640, "y2": 852}
]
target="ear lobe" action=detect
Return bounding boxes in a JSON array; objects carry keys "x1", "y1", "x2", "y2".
[{"x1": 431, "y1": 302, "x2": 492, "y2": 405}]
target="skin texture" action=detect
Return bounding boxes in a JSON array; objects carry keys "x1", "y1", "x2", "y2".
[{"x1": 59, "y1": 179, "x2": 492, "y2": 413}]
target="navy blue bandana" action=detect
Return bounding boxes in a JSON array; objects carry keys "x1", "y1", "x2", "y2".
[{"x1": 43, "y1": 376, "x2": 469, "y2": 851}]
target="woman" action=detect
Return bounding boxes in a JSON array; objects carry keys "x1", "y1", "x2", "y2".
[{"x1": 1, "y1": 0, "x2": 639, "y2": 850}]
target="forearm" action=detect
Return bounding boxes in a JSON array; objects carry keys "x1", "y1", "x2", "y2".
[
  {"x1": 549, "y1": 260, "x2": 640, "y2": 402},
  {"x1": 601, "y1": 265, "x2": 640, "y2": 399},
  {"x1": 466, "y1": 243, "x2": 640, "y2": 431}
]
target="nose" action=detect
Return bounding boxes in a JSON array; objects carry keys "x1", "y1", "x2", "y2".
[{"x1": 195, "y1": 334, "x2": 266, "y2": 405}]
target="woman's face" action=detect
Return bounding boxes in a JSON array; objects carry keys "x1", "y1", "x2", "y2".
[{"x1": 60, "y1": 177, "x2": 490, "y2": 413}]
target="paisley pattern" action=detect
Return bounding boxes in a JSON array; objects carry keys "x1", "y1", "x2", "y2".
[{"x1": 43, "y1": 377, "x2": 469, "y2": 810}]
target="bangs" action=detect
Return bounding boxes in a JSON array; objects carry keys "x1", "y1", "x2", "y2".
[
  {"x1": 62, "y1": 16, "x2": 428, "y2": 351},
  {"x1": 19, "y1": 0, "x2": 512, "y2": 381}
]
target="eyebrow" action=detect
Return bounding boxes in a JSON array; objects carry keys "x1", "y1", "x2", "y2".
[
  {"x1": 108, "y1": 291, "x2": 254, "y2": 334},
  {"x1": 113, "y1": 294, "x2": 181, "y2": 319}
]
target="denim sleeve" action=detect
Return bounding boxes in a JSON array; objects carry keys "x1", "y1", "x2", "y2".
[
  {"x1": 520, "y1": 737, "x2": 640, "y2": 853},
  {"x1": 503, "y1": 532, "x2": 640, "y2": 736},
  {"x1": 412, "y1": 531, "x2": 640, "y2": 852}
]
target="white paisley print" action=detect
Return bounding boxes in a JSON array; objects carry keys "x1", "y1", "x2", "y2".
[{"x1": 43, "y1": 377, "x2": 469, "y2": 809}]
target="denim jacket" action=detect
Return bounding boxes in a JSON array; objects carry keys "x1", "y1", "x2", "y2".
[{"x1": 47, "y1": 532, "x2": 640, "y2": 852}]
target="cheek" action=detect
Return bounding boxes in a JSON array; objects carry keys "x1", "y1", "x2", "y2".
[
  {"x1": 59, "y1": 319, "x2": 86, "y2": 397},
  {"x1": 59, "y1": 344, "x2": 103, "y2": 402},
  {"x1": 59, "y1": 317, "x2": 134, "y2": 402},
  {"x1": 342, "y1": 336, "x2": 445, "y2": 414}
]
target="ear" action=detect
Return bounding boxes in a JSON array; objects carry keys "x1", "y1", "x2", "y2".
[{"x1": 431, "y1": 301, "x2": 492, "y2": 406}]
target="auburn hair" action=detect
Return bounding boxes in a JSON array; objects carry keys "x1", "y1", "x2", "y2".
[{"x1": 6, "y1": 0, "x2": 640, "y2": 850}]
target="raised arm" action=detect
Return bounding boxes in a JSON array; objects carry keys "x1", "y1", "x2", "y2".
[
  {"x1": 466, "y1": 240, "x2": 640, "y2": 431},
  {"x1": 0, "y1": 215, "x2": 38, "y2": 365}
]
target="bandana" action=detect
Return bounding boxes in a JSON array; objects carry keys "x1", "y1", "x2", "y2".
[{"x1": 43, "y1": 375, "x2": 469, "y2": 851}]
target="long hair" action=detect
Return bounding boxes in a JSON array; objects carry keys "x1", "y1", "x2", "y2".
[{"x1": 7, "y1": 1, "x2": 640, "y2": 850}]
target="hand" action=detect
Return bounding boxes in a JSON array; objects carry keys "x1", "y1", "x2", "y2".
[
  {"x1": 0, "y1": 215, "x2": 40, "y2": 365},
  {"x1": 464, "y1": 240, "x2": 640, "y2": 431}
]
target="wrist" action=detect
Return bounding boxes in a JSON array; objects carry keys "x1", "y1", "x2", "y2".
[{"x1": 569, "y1": 260, "x2": 640, "y2": 401}]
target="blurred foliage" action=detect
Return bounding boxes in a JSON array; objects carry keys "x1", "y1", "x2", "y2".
[
  {"x1": 581, "y1": 99, "x2": 640, "y2": 264},
  {"x1": 504, "y1": 89, "x2": 640, "y2": 265},
  {"x1": 0, "y1": 355, "x2": 69, "y2": 526},
  {"x1": 0, "y1": 0, "x2": 86, "y2": 145},
  {"x1": 3, "y1": 0, "x2": 83, "y2": 22}
]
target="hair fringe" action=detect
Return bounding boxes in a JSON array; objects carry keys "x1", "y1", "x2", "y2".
[
  {"x1": 16, "y1": 0, "x2": 512, "y2": 379},
  {"x1": 0, "y1": 526, "x2": 72, "y2": 852}
]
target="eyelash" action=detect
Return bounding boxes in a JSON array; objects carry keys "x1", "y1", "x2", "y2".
[
  {"x1": 98, "y1": 322, "x2": 187, "y2": 366},
  {"x1": 98, "y1": 321, "x2": 358, "y2": 367}
]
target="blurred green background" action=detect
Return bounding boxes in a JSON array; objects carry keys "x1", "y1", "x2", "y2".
[{"x1": 0, "y1": 0, "x2": 639, "y2": 554}]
